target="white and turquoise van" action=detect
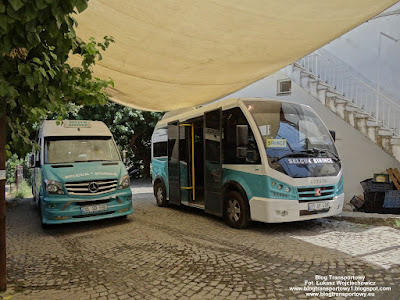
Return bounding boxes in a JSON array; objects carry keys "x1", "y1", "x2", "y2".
[
  {"x1": 29, "y1": 120, "x2": 133, "y2": 227},
  {"x1": 151, "y1": 98, "x2": 343, "y2": 229}
]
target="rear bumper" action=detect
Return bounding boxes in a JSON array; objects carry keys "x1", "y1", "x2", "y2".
[
  {"x1": 41, "y1": 189, "x2": 133, "y2": 224},
  {"x1": 249, "y1": 193, "x2": 344, "y2": 223}
]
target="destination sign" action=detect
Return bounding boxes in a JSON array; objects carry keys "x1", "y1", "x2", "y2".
[
  {"x1": 64, "y1": 120, "x2": 91, "y2": 128},
  {"x1": 288, "y1": 158, "x2": 334, "y2": 164}
]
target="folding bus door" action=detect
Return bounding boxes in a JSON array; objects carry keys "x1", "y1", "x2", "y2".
[
  {"x1": 203, "y1": 108, "x2": 223, "y2": 216},
  {"x1": 168, "y1": 122, "x2": 181, "y2": 205}
]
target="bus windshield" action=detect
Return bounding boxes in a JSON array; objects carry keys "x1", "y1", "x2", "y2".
[
  {"x1": 44, "y1": 136, "x2": 120, "y2": 164},
  {"x1": 244, "y1": 100, "x2": 341, "y2": 178}
]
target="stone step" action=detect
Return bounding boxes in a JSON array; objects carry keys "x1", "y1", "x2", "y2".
[
  {"x1": 344, "y1": 104, "x2": 360, "y2": 112},
  {"x1": 316, "y1": 82, "x2": 331, "y2": 91},
  {"x1": 300, "y1": 71, "x2": 311, "y2": 78},
  {"x1": 390, "y1": 137, "x2": 400, "y2": 145},
  {"x1": 292, "y1": 62, "x2": 303, "y2": 70},
  {"x1": 326, "y1": 91, "x2": 342, "y2": 97},
  {"x1": 332, "y1": 99, "x2": 348, "y2": 105},
  {"x1": 354, "y1": 112, "x2": 370, "y2": 119},
  {"x1": 377, "y1": 128, "x2": 394, "y2": 137},
  {"x1": 318, "y1": 80, "x2": 330, "y2": 87},
  {"x1": 367, "y1": 119, "x2": 380, "y2": 127}
]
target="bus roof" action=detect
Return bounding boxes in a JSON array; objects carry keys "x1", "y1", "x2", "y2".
[
  {"x1": 158, "y1": 97, "x2": 308, "y2": 127},
  {"x1": 39, "y1": 120, "x2": 112, "y2": 137}
]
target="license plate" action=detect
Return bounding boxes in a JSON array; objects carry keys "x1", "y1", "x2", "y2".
[
  {"x1": 81, "y1": 204, "x2": 108, "y2": 213},
  {"x1": 308, "y1": 202, "x2": 329, "y2": 212}
]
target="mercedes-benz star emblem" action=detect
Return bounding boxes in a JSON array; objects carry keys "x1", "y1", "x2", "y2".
[{"x1": 88, "y1": 182, "x2": 99, "y2": 193}]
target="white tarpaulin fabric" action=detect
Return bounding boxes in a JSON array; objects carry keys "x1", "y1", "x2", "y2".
[{"x1": 75, "y1": 0, "x2": 398, "y2": 111}]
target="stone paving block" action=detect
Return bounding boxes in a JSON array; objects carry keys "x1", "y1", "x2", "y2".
[{"x1": 3, "y1": 186, "x2": 400, "y2": 300}]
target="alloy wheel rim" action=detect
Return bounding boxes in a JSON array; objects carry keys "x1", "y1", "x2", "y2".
[
  {"x1": 157, "y1": 187, "x2": 163, "y2": 203},
  {"x1": 227, "y1": 199, "x2": 241, "y2": 222}
]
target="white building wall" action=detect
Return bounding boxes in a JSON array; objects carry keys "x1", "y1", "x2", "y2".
[{"x1": 224, "y1": 71, "x2": 400, "y2": 209}]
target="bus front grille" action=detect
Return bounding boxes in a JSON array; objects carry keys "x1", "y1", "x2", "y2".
[
  {"x1": 297, "y1": 186, "x2": 335, "y2": 201},
  {"x1": 65, "y1": 179, "x2": 118, "y2": 196}
]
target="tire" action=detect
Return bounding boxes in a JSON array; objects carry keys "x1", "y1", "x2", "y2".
[
  {"x1": 224, "y1": 190, "x2": 250, "y2": 229},
  {"x1": 154, "y1": 181, "x2": 168, "y2": 207}
]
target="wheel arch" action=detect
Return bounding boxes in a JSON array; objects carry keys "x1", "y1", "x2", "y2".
[{"x1": 222, "y1": 180, "x2": 249, "y2": 202}]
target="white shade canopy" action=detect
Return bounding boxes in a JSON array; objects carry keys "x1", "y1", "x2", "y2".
[{"x1": 74, "y1": 0, "x2": 398, "y2": 111}]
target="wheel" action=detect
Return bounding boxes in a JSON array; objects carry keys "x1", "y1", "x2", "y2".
[
  {"x1": 224, "y1": 190, "x2": 250, "y2": 229},
  {"x1": 154, "y1": 181, "x2": 168, "y2": 207}
]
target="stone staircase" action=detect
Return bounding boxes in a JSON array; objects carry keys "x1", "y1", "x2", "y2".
[{"x1": 285, "y1": 50, "x2": 400, "y2": 162}]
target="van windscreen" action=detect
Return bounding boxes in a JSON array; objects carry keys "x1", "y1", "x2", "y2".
[
  {"x1": 44, "y1": 136, "x2": 120, "y2": 164},
  {"x1": 245, "y1": 101, "x2": 340, "y2": 178}
]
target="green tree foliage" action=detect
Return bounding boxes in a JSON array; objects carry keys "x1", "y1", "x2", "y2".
[
  {"x1": 0, "y1": 0, "x2": 115, "y2": 158},
  {"x1": 5, "y1": 154, "x2": 23, "y2": 184},
  {"x1": 73, "y1": 102, "x2": 164, "y2": 177}
]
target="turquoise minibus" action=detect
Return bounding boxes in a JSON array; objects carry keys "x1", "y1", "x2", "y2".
[
  {"x1": 29, "y1": 120, "x2": 133, "y2": 227},
  {"x1": 151, "y1": 98, "x2": 343, "y2": 228}
]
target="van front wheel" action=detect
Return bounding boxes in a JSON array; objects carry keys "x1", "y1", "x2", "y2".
[
  {"x1": 224, "y1": 190, "x2": 250, "y2": 229},
  {"x1": 154, "y1": 181, "x2": 168, "y2": 207}
]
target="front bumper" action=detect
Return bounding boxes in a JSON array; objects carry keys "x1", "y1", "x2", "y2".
[
  {"x1": 249, "y1": 193, "x2": 344, "y2": 223},
  {"x1": 40, "y1": 189, "x2": 133, "y2": 224}
]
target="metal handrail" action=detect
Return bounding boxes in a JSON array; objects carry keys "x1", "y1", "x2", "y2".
[{"x1": 296, "y1": 49, "x2": 400, "y2": 136}]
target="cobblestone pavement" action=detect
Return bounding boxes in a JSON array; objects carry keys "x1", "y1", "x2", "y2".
[{"x1": 1, "y1": 179, "x2": 400, "y2": 300}]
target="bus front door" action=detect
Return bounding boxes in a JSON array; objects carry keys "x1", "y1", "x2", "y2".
[
  {"x1": 204, "y1": 109, "x2": 223, "y2": 216},
  {"x1": 168, "y1": 122, "x2": 181, "y2": 205}
]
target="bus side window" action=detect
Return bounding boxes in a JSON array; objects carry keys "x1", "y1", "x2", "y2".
[
  {"x1": 153, "y1": 128, "x2": 168, "y2": 157},
  {"x1": 223, "y1": 108, "x2": 260, "y2": 164},
  {"x1": 153, "y1": 142, "x2": 167, "y2": 157}
]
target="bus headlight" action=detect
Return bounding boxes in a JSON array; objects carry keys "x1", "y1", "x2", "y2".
[
  {"x1": 119, "y1": 175, "x2": 130, "y2": 189},
  {"x1": 268, "y1": 178, "x2": 295, "y2": 199},
  {"x1": 45, "y1": 180, "x2": 64, "y2": 195}
]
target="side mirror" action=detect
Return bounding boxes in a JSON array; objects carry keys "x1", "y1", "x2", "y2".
[
  {"x1": 27, "y1": 154, "x2": 35, "y2": 168},
  {"x1": 329, "y1": 130, "x2": 336, "y2": 142},
  {"x1": 122, "y1": 150, "x2": 128, "y2": 164}
]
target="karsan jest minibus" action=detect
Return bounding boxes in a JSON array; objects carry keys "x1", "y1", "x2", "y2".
[
  {"x1": 151, "y1": 98, "x2": 343, "y2": 229},
  {"x1": 29, "y1": 120, "x2": 133, "y2": 227}
]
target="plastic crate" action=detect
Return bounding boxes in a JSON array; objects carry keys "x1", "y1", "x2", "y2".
[
  {"x1": 384, "y1": 190, "x2": 400, "y2": 209},
  {"x1": 364, "y1": 192, "x2": 400, "y2": 214},
  {"x1": 364, "y1": 192, "x2": 386, "y2": 213},
  {"x1": 360, "y1": 179, "x2": 393, "y2": 193}
]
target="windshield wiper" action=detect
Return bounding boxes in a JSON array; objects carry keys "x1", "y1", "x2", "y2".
[
  {"x1": 87, "y1": 159, "x2": 108, "y2": 162},
  {"x1": 308, "y1": 148, "x2": 340, "y2": 162},
  {"x1": 74, "y1": 159, "x2": 111, "y2": 162}
]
